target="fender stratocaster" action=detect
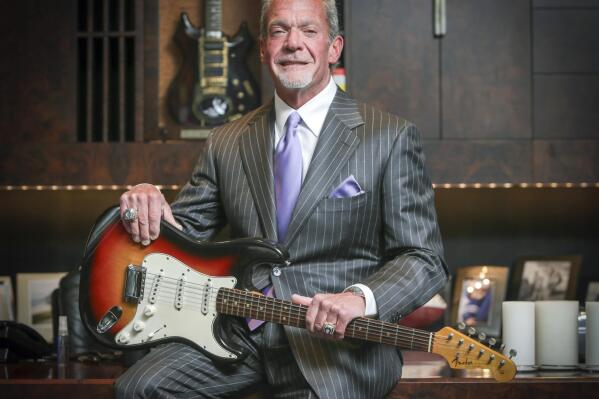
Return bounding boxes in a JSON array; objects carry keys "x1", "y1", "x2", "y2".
[{"x1": 79, "y1": 207, "x2": 516, "y2": 382}]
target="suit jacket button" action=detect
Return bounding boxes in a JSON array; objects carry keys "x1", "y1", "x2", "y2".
[{"x1": 272, "y1": 267, "x2": 281, "y2": 277}]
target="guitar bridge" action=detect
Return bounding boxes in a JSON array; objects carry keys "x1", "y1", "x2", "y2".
[{"x1": 124, "y1": 264, "x2": 145, "y2": 303}]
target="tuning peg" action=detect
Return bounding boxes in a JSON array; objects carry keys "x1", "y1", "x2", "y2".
[
  {"x1": 509, "y1": 349, "x2": 517, "y2": 359},
  {"x1": 457, "y1": 322, "x2": 466, "y2": 331},
  {"x1": 477, "y1": 332, "x2": 487, "y2": 342},
  {"x1": 487, "y1": 337, "x2": 497, "y2": 349},
  {"x1": 499, "y1": 343, "x2": 506, "y2": 353},
  {"x1": 467, "y1": 326, "x2": 477, "y2": 337}
]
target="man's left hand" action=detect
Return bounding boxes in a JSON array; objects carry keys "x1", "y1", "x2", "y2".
[{"x1": 291, "y1": 292, "x2": 366, "y2": 340}]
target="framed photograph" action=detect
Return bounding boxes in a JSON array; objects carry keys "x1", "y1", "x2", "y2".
[
  {"x1": 0, "y1": 276, "x2": 15, "y2": 320},
  {"x1": 451, "y1": 266, "x2": 509, "y2": 337},
  {"x1": 587, "y1": 282, "x2": 599, "y2": 302},
  {"x1": 510, "y1": 255, "x2": 581, "y2": 301},
  {"x1": 16, "y1": 272, "x2": 67, "y2": 342}
]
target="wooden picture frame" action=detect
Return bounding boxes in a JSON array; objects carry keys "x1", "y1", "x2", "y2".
[
  {"x1": 451, "y1": 266, "x2": 509, "y2": 337},
  {"x1": 0, "y1": 276, "x2": 15, "y2": 320},
  {"x1": 16, "y1": 272, "x2": 67, "y2": 342},
  {"x1": 509, "y1": 255, "x2": 581, "y2": 301}
]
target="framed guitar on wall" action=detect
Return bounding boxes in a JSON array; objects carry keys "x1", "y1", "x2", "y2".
[{"x1": 168, "y1": 0, "x2": 261, "y2": 130}]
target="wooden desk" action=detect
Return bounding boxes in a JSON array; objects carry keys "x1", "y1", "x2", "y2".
[{"x1": 1, "y1": 353, "x2": 598, "y2": 399}]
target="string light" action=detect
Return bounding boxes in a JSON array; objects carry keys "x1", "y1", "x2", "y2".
[{"x1": 0, "y1": 183, "x2": 596, "y2": 191}]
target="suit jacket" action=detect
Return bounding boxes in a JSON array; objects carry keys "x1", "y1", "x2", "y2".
[{"x1": 171, "y1": 89, "x2": 448, "y2": 399}]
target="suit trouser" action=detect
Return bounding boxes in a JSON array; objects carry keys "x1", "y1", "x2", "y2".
[{"x1": 114, "y1": 320, "x2": 316, "y2": 399}]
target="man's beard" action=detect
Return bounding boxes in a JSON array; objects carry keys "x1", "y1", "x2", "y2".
[{"x1": 276, "y1": 68, "x2": 313, "y2": 89}]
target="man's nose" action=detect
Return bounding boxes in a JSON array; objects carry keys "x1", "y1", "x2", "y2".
[{"x1": 285, "y1": 27, "x2": 303, "y2": 51}]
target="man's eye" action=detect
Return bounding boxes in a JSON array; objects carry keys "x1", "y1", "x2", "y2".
[{"x1": 271, "y1": 28, "x2": 286, "y2": 36}]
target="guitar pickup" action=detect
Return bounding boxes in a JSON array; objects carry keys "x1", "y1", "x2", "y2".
[
  {"x1": 204, "y1": 41, "x2": 224, "y2": 51},
  {"x1": 124, "y1": 264, "x2": 145, "y2": 303},
  {"x1": 204, "y1": 54, "x2": 224, "y2": 64},
  {"x1": 204, "y1": 67, "x2": 225, "y2": 77}
]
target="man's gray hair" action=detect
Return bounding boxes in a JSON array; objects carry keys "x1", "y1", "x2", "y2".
[{"x1": 259, "y1": 0, "x2": 340, "y2": 44}]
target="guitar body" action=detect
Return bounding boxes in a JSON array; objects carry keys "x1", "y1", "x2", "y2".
[
  {"x1": 168, "y1": 13, "x2": 260, "y2": 127},
  {"x1": 79, "y1": 207, "x2": 288, "y2": 361}
]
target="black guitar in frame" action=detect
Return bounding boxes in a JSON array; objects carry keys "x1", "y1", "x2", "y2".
[{"x1": 168, "y1": 0, "x2": 260, "y2": 127}]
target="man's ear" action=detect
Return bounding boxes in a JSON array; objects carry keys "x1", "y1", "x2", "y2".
[
  {"x1": 328, "y1": 35, "x2": 344, "y2": 64},
  {"x1": 259, "y1": 38, "x2": 266, "y2": 64}
]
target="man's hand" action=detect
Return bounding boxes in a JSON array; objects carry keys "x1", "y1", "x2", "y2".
[
  {"x1": 119, "y1": 183, "x2": 182, "y2": 245},
  {"x1": 291, "y1": 292, "x2": 366, "y2": 340}
]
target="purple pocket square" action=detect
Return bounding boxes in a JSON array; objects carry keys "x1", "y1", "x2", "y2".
[{"x1": 329, "y1": 175, "x2": 364, "y2": 198}]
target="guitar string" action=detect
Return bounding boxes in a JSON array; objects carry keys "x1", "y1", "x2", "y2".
[
  {"x1": 140, "y1": 285, "x2": 497, "y2": 352},
  {"x1": 141, "y1": 278, "x2": 440, "y2": 343},
  {"x1": 140, "y1": 277, "x2": 474, "y2": 346},
  {"x1": 216, "y1": 290, "x2": 500, "y2": 352},
  {"x1": 135, "y1": 285, "x2": 506, "y2": 357},
  {"x1": 137, "y1": 273, "x2": 500, "y2": 350}
]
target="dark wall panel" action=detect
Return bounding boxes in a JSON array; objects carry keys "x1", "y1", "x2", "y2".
[
  {"x1": 346, "y1": 0, "x2": 440, "y2": 139},
  {"x1": 0, "y1": 1, "x2": 77, "y2": 143},
  {"x1": 534, "y1": 76, "x2": 599, "y2": 139},
  {"x1": 534, "y1": 140, "x2": 599, "y2": 182},
  {"x1": 0, "y1": 142, "x2": 205, "y2": 185},
  {"x1": 534, "y1": 9, "x2": 599, "y2": 73},
  {"x1": 423, "y1": 140, "x2": 533, "y2": 183},
  {"x1": 442, "y1": 0, "x2": 532, "y2": 139}
]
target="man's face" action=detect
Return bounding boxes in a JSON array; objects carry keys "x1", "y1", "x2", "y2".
[{"x1": 260, "y1": 0, "x2": 343, "y2": 103}]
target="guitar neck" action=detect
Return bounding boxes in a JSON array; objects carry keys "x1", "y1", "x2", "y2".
[
  {"x1": 217, "y1": 288, "x2": 434, "y2": 352},
  {"x1": 204, "y1": 0, "x2": 222, "y2": 37}
]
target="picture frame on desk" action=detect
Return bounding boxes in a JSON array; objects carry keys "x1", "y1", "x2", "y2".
[
  {"x1": 16, "y1": 272, "x2": 67, "y2": 342},
  {"x1": 509, "y1": 255, "x2": 581, "y2": 301},
  {"x1": 451, "y1": 266, "x2": 509, "y2": 337},
  {"x1": 0, "y1": 275, "x2": 15, "y2": 320},
  {"x1": 586, "y1": 281, "x2": 599, "y2": 302}
]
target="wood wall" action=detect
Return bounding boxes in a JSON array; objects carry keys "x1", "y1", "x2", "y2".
[{"x1": 0, "y1": 1, "x2": 597, "y2": 306}]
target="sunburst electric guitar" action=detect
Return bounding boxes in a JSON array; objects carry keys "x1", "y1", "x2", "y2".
[{"x1": 79, "y1": 207, "x2": 516, "y2": 382}]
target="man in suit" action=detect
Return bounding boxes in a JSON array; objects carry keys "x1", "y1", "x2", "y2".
[{"x1": 116, "y1": 0, "x2": 448, "y2": 397}]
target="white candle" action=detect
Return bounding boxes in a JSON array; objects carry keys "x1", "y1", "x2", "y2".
[
  {"x1": 502, "y1": 301, "x2": 535, "y2": 370},
  {"x1": 535, "y1": 301, "x2": 579, "y2": 368},
  {"x1": 586, "y1": 302, "x2": 599, "y2": 369}
]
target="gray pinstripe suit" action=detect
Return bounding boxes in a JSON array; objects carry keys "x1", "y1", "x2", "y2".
[{"x1": 115, "y1": 88, "x2": 448, "y2": 399}]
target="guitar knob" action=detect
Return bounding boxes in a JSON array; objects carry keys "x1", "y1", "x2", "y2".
[
  {"x1": 133, "y1": 321, "x2": 146, "y2": 332},
  {"x1": 477, "y1": 332, "x2": 487, "y2": 342},
  {"x1": 457, "y1": 322, "x2": 466, "y2": 331},
  {"x1": 509, "y1": 349, "x2": 517, "y2": 359},
  {"x1": 467, "y1": 327, "x2": 477, "y2": 337},
  {"x1": 487, "y1": 337, "x2": 497, "y2": 349},
  {"x1": 144, "y1": 305, "x2": 156, "y2": 317},
  {"x1": 118, "y1": 332, "x2": 130, "y2": 344}
]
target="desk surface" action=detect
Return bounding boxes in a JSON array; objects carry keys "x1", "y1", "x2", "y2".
[{"x1": 1, "y1": 352, "x2": 598, "y2": 399}]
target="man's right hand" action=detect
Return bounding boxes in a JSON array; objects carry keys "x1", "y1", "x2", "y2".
[{"x1": 119, "y1": 183, "x2": 182, "y2": 245}]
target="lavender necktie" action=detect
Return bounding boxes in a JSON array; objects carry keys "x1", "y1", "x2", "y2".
[
  {"x1": 274, "y1": 111, "x2": 302, "y2": 242},
  {"x1": 247, "y1": 112, "x2": 302, "y2": 331}
]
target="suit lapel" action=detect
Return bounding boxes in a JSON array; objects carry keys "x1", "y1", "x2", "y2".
[
  {"x1": 239, "y1": 103, "x2": 278, "y2": 240},
  {"x1": 284, "y1": 90, "x2": 365, "y2": 246}
]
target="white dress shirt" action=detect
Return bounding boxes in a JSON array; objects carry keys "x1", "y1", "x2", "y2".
[{"x1": 273, "y1": 78, "x2": 378, "y2": 317}]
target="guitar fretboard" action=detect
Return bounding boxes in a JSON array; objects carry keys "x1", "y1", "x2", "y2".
[
  {"x1": 205, "y1": 0, "x2": 222, "y2": 34},
  {"x1": 216, "y1": 288, "x2": 433, "y2": 352}
]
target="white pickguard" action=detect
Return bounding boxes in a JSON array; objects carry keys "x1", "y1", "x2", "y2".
[{"x1": 115, "y1": 253, "x2": 238, "y2": 360}]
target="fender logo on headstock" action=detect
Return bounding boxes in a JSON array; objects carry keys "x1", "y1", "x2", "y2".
[{"x1": 452, "y1": 355, "x2": 473, "y2": 367}]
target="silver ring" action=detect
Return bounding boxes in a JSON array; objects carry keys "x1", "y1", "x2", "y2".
[
  {"x1": 322, "y1": 322, "x2": 336, "y2": 336},
  {"x1": 123, "y1": 207, "x2": 138, "y2": 222}
]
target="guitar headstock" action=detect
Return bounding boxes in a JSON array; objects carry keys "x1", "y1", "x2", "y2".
[{"x1": 432, "y1": 326, "x2": 517, "y2": 382}]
